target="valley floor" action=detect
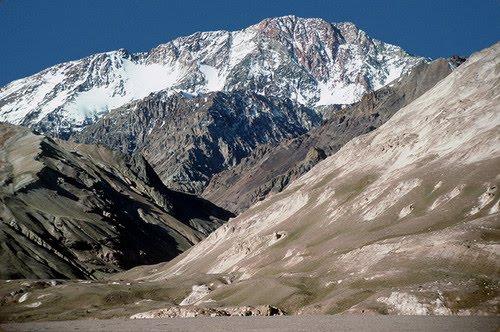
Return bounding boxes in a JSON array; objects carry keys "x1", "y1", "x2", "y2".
[{"x1": 2, "y1": 315, "x2": 499, "y2": 332}]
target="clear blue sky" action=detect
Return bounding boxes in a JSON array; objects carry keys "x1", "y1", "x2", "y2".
[{"x1": 1, "y1": 0, "x2": 498, "y2": 86}]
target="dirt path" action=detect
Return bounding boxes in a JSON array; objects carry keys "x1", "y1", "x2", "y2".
[{"x1": 2, "y1": 315, "x2": 499, "y2": 332}]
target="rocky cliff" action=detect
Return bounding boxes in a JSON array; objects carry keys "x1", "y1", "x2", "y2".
[{"x1": 74, "y1": 90, "x2": 321, "y2": 193}]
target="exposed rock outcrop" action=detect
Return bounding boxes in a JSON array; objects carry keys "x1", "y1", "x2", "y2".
[
  {"x1": 74, "y1": 91, "x2": 322, "y2": 194},
  {"x1": 130, "y1": 304, "x2": 284, "y2": 319}
]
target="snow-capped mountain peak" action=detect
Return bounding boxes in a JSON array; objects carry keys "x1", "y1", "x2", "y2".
[{"x1": 0, "y1": 16, "x2": 425, "y2": 137}]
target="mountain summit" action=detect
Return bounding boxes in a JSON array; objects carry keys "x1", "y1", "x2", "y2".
[{"x1": 0, "y1": 16, "x2": 424, "y2": 138}]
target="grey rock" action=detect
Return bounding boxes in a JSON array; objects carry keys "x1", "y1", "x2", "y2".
[{"x1": 73, "y1": 91, "x2": 322, "y2": 194}]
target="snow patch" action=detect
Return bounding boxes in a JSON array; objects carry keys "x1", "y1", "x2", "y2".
[
  {"x1": 316, "y1": 81, "x2": 361, "y2": 106},
  {"x1": 199, "y1": 64, "x2": 225, "y2": 91}
]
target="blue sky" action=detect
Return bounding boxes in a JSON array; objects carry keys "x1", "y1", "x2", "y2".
[{"x1": 0, "y1": 0, "x2": 498, "y2": 86}]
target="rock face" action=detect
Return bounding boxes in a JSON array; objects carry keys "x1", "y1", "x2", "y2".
[
  {"x1": 74, "y1": 90, "x2": 321, "y2": 194},
  {"x1": 0, "y1": 16, "x2": 424, "y2": 138},
  {"x1": 130, "y1": 304, "x2": 284, "y2": 319},
  {"x1": 0, "y1": 123, "x2": 233, "y2": 279},
  {"x1": 124, "y1": 43, "x2": 499, "y2": 315},
  {"x1": 203, "y1": 58, "x2": 458, "y2": 213}
]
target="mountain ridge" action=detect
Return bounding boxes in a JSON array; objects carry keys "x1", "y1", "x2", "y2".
[
  {"x1": 73, "y1": 90, "x2": 322, "y2": 194},
  {"x1": 0, "y1": 15, "x2": 424, "y2": 138},
  {"x1": 0, "y1": 35, "x2": 497, "y2": 321},
  {"x1": 0, "y1": 123, "x2": 233, "y2": 279}
]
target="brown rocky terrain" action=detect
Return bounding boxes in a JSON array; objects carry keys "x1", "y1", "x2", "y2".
[
  {"x1": 0, "y1": 123, "x2": 232, "y2": 279},
  {"x1": 119, "y1": 42, "x2": 500, "y2": 316}
]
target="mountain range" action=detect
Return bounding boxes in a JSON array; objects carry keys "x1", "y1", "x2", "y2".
[
  {"x1": 0, "y1": 16, "x2": 423, "y2": 138},
  {"x1": 136, "y1": 42, "x2": 497, "y2": 316},
  {"x1": 73, "y1": 90, "x2": 322, "y2": 194},
  {"x1": 0, "y1": 15, "x2": 497, "y2": 322},
  {"x1": 202, "y1": 57, "x2": 463, "y2": 212}
]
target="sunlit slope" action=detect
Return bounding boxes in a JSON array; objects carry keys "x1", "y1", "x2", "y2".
[{"x1": 129, "y1": 43, "x2": 499, "y2": 315}]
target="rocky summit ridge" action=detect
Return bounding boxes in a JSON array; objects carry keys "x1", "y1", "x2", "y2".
[{"x1": 0, "y1": 16, "x2": 424, "y2": 138}]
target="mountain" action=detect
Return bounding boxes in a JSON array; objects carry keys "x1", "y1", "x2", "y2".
[
  {"x1": 202, "y1": 57, "x2": 464, "y2": 213},
  {"x1": 0, "y1": 16, "x2": 424, "y2": 138},
  {"x1": 118, "y1": 43, "x2": 499, "y2": 315},
  {"x1": 0, "y1": 43, "x2": 497, "y2": 323},
  {"x1": 0, "y1": 123, "x2": 233, "y2": 279},
  {"x1": 73, "y1": 91, "x2": 321, "y2": 194}
]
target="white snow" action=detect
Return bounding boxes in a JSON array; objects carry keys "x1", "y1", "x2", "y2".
[
  {"x1": 122, "y1": 60, "x2": 183, "y2": 96},
  {"x1": 0, "y1": 69, "x2": 67, "y2": 124},
  {"x1": 316, "y1": 81, "x2": 361, "y2": 106},
  {"x1": 199, "y1": 64, "x2": 225, "y2": 91},
  {"x1": 65, "y1": 60, "x2": 185, "y2": 122},
  {"x1": 229, "y1": 30, "x2": 257, "y2": 67},
  {"x1": 0, "y1": 17, "x2": 423, "y2": 134}
]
